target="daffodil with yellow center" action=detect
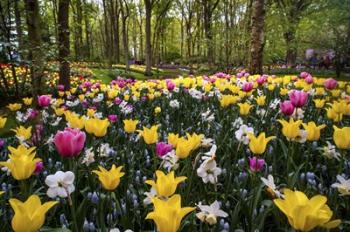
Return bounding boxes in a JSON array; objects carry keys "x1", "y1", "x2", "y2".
[
  {"x1": 277, "y1": 118, "x2": 302, "y2": 140},
  {"x1": 138, "y1": 125, "x2": 159, "y2": 144},
  {"x1": 146, "y1": 194, "x2": 195, "y2": 232},
  {"x1": 333, "y1": 126, "x2": 350, "y2": 149},
  {"x1": 93, "y1": 165, "x2": 125, "y2": 191},
  {"x1": 238, "y1": 102, "x2": 253, "y2": 116},
  {"x1": 85, "y1": 118, "x2": 110, "y2": 137},
  {"x1": 11, "y1": 126, "x2": 32, "y2": 140},
  {"x1": 247, "y1": 132, "x2": 276, "y2": 155},
  {"x1": 9, "y1": 194, "x2": 58, "y2": 232},
  {"x1": 302, "y1": 122, "x2": 326, "y2": 141},
  {"x1": 0, "y1": 116, "x2": 7, "y2": 129},
  {"x1": 7, "y1": 103, "x2": 22, "y2": 111},
  {"x1": 274, "y1": 189, "x2": 341, "y2": 231},
  {"x1": 123, "y1": 119, "x2": 139, "y2": 133},
  {"x1": 0, "y1": 145, "x2": 41, "y2": 180},
  {"x1": 145, "y1": 171, "x2": 186, "y2": 198}
]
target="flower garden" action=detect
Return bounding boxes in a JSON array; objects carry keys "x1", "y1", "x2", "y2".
[{"x1": 0, "y1": 71, "x2": 349, "y2": 231}]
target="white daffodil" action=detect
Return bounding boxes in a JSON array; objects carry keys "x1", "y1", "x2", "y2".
[
  {"x1": 201, "y1": 109, "x2": 215, "y2": 122},
  {"x1": 197, "y1": 147, "x2": 222, "y2": 184},
  {"x1": 161, "y1": 150, "x2": 179, "y2": 172},
  {"x1": 292, "y1": 108, "x2": 305, "y2": 120},
  {"x1": 82, "y1": 148, "x2": 95, "y2": 166},
  {"x1": 322, "y1": 141, "x2": 341, "y2": 161},
  {"x1": 169, "y1": 99, "x2": 180, "y2": 109},
  {"x1": 99, "y1": 143, "x2": 113, "y2": 157},
  {"x1": 143, "y1": 187, "x2": 157, "y2": 206},
  {"x1": 196, "y1": 200, "x2": 228, "y2": 225},
  {"x1": 235, "y1": 124, "x2": 254, "y2": 145},
  {"x1": 260, "y1": 175, "x2": 283, "y2": 198},
  {"x1": 45, "y1": 171, "x2": 75, "y2": 198},
  {"x1": 331, "y1": 175, "x2": 350, "y2": 196},
  {"x1": 201, "y1": 138, "x2": 214, "y2": 148}
]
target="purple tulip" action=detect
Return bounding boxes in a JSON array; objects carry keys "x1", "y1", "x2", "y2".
[
  {"x1": 256, "y1": 75, "x2": 267, "y2": 85},
  {"x1": 0, "y1": 139, "x2": 5, "y2": 150},
  {"x1": 54, "y1": 128, "x2": 86, "y2": 158},
  {"x1": 305, "y1": 75, "x2": 313, "y2": 84},
  {"x1": 280, "y1": 100, "x2": 295, "y2": 116},
  {"x1": 37, "y1": 95, "x2": 51, "y2": 107},
  {"x1": 324, "y1": 78, "x2": 337, "y2": 90},
  {"x1": 242, "y1": 82, "x2": 254, "y2": 92},
  {"x1": 57, "y1": 84, "x2": 65, "y2": 91},
  {"x1": 156, "y1": 142, "x2": 173, "y2": 157},
  {"x1": 34, "y1": 161, "x2": 44, "y2": 174},
  {"x1": 166, "y1": 80, "x2": 175, "y2": 91},
  {"x1": 249, "y1": 157, "x2": 265, "y2": 172},
  {"x1": 300, "y1": 72, "x2": 310, "y2": 79},
  {"x1": 289, "y1": 90, "x2": 308, "y2": 108},
  {"x1": 108, "y1": 114, "x2": 118, "y2": 123}
]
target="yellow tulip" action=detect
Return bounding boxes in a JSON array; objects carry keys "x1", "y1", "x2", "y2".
[
  {"x1": 0, "y1": 145, "x2": 40, "y2": 180},
  {"x1": 168, "y1": 133, "x2": 180, "y2": 147},
  {"x1": 255, "y1": 96, "x2": 266, "y2": 106},
  {"x1": 146, "y1": 194, "x2": 195, "y2": 232},
  {"x1": 10, "y1": 195, "x2": 58, "y2": 232},
  {"x1": 154, "y1": 106, "x2": 161, "y2": 114},
  {"x1": 219, "y1": 95, "x2": 239, "y2": 107},
  {"x1": 86, "y1": 108, "x2": 96, "y2": 118},
  {"x1": 278, "y1": 118, "x2": 302, "y2": 140},
  {"x1": 11, "y1": 126, "x2": 32, "y2": 140},
  {"x1": 145, "y1": 170, "x2": 186, "y2": 198},
  {"x1": 54, "y1": 107, "x2": 65, "y2": 116},
  {"x1": 85, "y1": 118, "x2": 110, "y2": 137},
  {"x1": 247, "y1": 132, "x2": 275, "y2": 155},
  {"x1": 0, "y1": 116, "x2": 7, "y2": 129},
  {"x1": 7, "y1": 103, "x2": 22, "y2": 111},
  {"x1": 274, "y1": 189, "x2": 341, "y2": 231},
  {"x1": 326, "y1": 107, "x2": 343, "y2": 122},
  {"x1": 93, "y1": 164, "x2": 125, "y2": 191},
  {"x1": 22, "y1": 97, "x2": 33, "y2": 106},
  {"x1": 186, "y1": 132, "x2": 204, "y2": 151},
  {"x1": 333, "y1": 126, "x2": 350, "y2": 149},
  {"x1": 123, "y1": 119, "x2": 139, "y2": 133},
  {"x1": 65, "y1": 112, "x2": 85, "y2": 129},
  {"x1": 302, "y1": 122, "x2": 326, "y2": 141},
  {"x1": 139, "y1": 125, "x2": 159, "y2": 144},
  {"x1": 280, "y1": 88, "x2": 289, "y2": 96},
  {"x1": 175, "y1": 136, "x2": 199, "y2": 159},
  {"x1": 313, "y1": 99, "x2": 326, "y2": 108},
  {"x1": 238, "y1": 103, "x2": 253, "y2": 116}
]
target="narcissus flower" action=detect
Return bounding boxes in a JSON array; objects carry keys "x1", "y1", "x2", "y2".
[
  {"x1": 9, "y1": 195, "x2": 58, "y2": 232},
  {"x1": 302, "y1": 122, "x2": 326, "y2": 141},
  {"x1": 123, "y1": 119, "x2": 139, "y2": 133},
  {"x1": 146, "y1": 194, "x2": 195, "y2": 232},
  {"x1": 145, "y1": 170, "x2": 186, "y2": 198},
  {"x1": 0, "y1": 116, "x2": 7, "y2": 128},
  {"x1": 85, "y1": 118, "x2": 110, "y2": 137},
  {"x1": 45, "y1": 171, "x2": 75, "y2": 198},
  {"x1": 54, "y1": 128, "x2": 86, "y2": 157},
  {"x1": 333, "y1": 126, "x2": 350, "y2": 149},
  {"x1": 331, "y1": 175, "x2": 350, "y2": 196},
  {"x1": 274, "y1": 189, "x2": 341, "y2": 231},
  {"x1": 196, "y1": 200, "x2": 228, "y2": 225},
  {"x1": 11, "y1": 126, "x2": 32, "y2": 141},
  {"x1": 93, "y1": 164, "x2": 125, "y2": 191},
  {"x1": 0, "y1": 145, "x2": 41, "y2": 180},
  {"x1": 278, "y1": 118, "x2": 302, "y2": 140},
  {"x1": 138, "y1": 125, "x2": 159, "y2": 144},
  {"x1": 238, "y1": 103, "x2": 253, "y2": 115},
  {"x1": 247, "y1": 132, "x2": 275, "y2": 155}
]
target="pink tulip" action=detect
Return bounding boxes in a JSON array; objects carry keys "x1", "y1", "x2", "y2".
[
  {"x1": 37, "y1": 95, "x2": 51, "y2": 107},
  {"x1": 288, "y1": 90, "x2": 308, "y2": 108},
  {"x1": 156, "y1": 142, "x2": 173, "y2": 157},
  {"x1": 256, "y1": 76, "x2": 267, "y2": 85},
  {"x1": 57, "y1": 84, "x2": 65, "y2": 91},
  {"x1": 280, "y1": 100, "x2": 295, "y2": 116},
  {"x1": 166, "y1": 80, "x2": 175, "y2": 91},
  {"x1": 54, "y1": 128, "x2": 86, "y2": 158},
  {"x1": 242, "y1": 82, "x2": 254, "y2": 92},
  {"x1": 300, "y1": 72, "x2": 310, "y2": 79},
  {"x1": 305, "y1": 75, "x2": 313, "y2": 84},
  {"x1": 324, "y1": 78, "x2": 337, "y2": 90},
  {"x1": 249, "y1": 157, "x2": 265, "y2": 172}
]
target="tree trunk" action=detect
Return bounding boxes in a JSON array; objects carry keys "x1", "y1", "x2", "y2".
[
  {"x1": 138, "y1": 3, "x2": 144, "y2": 61},
  {"x1": 24, "y1": 0, "x2": 44, "y2": 97},
  {"x1": 113, "y1": 0, "x2": 120, "y2": 63},
  {"x1": 144, "y1": 0, "x2": 152, "y2": 76},
  {"x1": 249, "y1": 0, "x2": 265, "y2": 74},
  {"x1": 75, "y1": 0, "x2": 83, "y2": 60},
  {"x1": 83, "y1": 0, "x2": 91, "y2": 59},
  {"x1": 284, "y1": 28, "x2": 297, "y2": 67},
  {"x1": 120, "y1": 0, "x2": 129, "y2": 70},
  {"x1": 58, "y1": 0, "x2": 70, "y2": 89},
  {"x1": 14, "y1": 0, "x2": 23, "y2": 55}
]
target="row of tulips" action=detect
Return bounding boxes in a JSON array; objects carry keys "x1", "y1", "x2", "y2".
[{"x1": 0, "y1": 71, "x2": 349, "y2": 231}]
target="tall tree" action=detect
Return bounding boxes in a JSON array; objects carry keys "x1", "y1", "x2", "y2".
[
  {"x1": 120, "y1": 0, "x2": 130, "y2": 70},
  {"x1": 250, "y1": 0, "x2": 265, "y2": 74},
  {"x1": 58, "y1": 0, "x2": 70, "y2": 89},
  {"x1": 24, "y1": 0, "x2": 44, "y2": 97},
  {"x1": 144, "y1": 0, "x2": 154, "y2": 76},
  {"x1": 275, "y1": 0, "x2": 312, "y2": 67}
]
